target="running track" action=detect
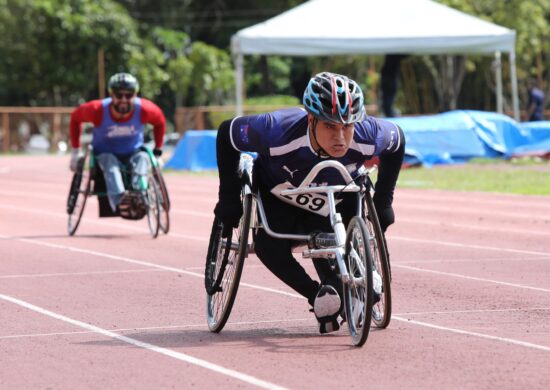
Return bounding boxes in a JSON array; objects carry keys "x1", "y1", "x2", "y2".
[{"x1": 1, "y1": 155, "x2": 549, "y2": 389}]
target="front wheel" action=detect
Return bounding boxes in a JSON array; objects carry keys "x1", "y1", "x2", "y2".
[
  {"x1": 67, "y1": 152, "x2": 91, "y2": 236},
  {"x1": 146, "y1": 175, "x2": 161, "y2": 238},
  {"x1": 343, "y1": 216, "x2": 374, "y2": 347},
  {"x1": 205, "y1": 193, "x2": 253, "y2": 333}
]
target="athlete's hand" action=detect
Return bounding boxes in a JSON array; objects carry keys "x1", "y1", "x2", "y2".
[
  {"x1": 214, "y1": 199, "x2": 243, "y2": 237},
  {"x1": 69, "y1": 148, "x2": 84, "y2": 172},
  {"x1": 153, "y1": 148, "x2": 162, "y2": 157},
  {"x1": 373, "y1": 193, "x2": 395, "y2": 232}
]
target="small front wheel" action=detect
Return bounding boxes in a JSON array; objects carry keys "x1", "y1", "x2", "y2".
[{"x1": 343, "y1": 216, "x2": 374, "y2": 347}]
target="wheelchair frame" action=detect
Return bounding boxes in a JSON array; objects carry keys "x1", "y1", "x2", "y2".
[
  {"x1": 66, "y1": 145, "x2": 170, "y2": 238},
  {"x1": 205, "y1": 155, "x2": 392, "y2": 347}
]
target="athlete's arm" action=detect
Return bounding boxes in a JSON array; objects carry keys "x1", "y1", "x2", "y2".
[
  {"x1": 372, "y1": 121, "x2": 406, "y2": 231},
  {"x1": 213, "y1": 119, "x2": 243, "y2": 231},
  {"x1": 69, "y1": 101, "x2": 103, "y2": 148},
  {"x1": 140, "y1": 99, "x2": 166, "y2": 149}
]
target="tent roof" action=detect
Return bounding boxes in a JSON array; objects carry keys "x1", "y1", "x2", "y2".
[{"x1": 231, "y1": 0, "x2": 516, "y2": 56}]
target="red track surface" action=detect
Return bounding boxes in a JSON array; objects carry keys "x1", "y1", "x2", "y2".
[{"x1": 1, "y1": 154, "x2": 549, "y2": 389}]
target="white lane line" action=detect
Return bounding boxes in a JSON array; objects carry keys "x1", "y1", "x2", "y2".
[
  {"x1": 394, "y1": 264, "x2": 550, "y2": 293},
  {"x1": 397, "y1": 203, "x2": 550, "y2": 221},
  {"x1": 0, "y1": 318, "x2": 312, "y2": 341},
  {"x1": 392, "y1": 315, "x2": 550, "y2": 352},
  {"x1": 0, "y1": 205, "x2": 208, "y2": 242},
  {"x1": 398, "y1": 192, "x2": 550, "y2": 209},
  {"x1": 398, "y1": 256, "x2": 550, "y2": 265},
  {"x1": 396, "y1": 307, "x2": 550, "y2": 316},
  {"x1": 390, "y1": 235, "x2": 550, "y2": 257},
  {"x1": 398, "y1": 217, "x2": 550, "y2": 237},
  {"x1": 3, "y1": 236, "x2": 550, "y2": 352},
  {"x1": 0, "y1": 293, "x2": 288, "y2": 390},
  {"x1": 0, "y1": 269, "x2": 167, "y2": 279}
]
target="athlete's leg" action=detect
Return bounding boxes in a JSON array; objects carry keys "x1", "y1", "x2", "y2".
[
  {"x1": 96, "y1": 153, "x2": 125, "y2": 211},
  {"x1": 129, "y1": 150, "x2": 151, "y2": 191},
  {"x1": 254, "y1": 188, "x2": 320, "y2": 306}
]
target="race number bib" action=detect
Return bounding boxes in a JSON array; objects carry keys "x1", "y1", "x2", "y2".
[{"x1": 271, "y1": 182, "x2": 340, "y2": 217}]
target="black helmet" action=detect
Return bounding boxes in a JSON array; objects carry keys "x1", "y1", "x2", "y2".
[
  {"x1": 303, "y1": 72, "x2": 365, "y2": 124},
  {"x1": 108, "y1": 73, "x2": 140, "y2": 93}
]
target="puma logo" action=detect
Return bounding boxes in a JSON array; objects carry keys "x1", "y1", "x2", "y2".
[{"x1": 283, "y1": 165, "x2": 299, "y2": 178}]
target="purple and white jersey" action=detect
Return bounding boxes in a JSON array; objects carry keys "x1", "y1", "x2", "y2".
[{"x1": 229, "y1": 107, "x2": 401, "y2": 215}]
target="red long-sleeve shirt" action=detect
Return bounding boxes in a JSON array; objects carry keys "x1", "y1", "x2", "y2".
[{"x1": 69, "y1": 98, "x2": 166, "y2": 149}]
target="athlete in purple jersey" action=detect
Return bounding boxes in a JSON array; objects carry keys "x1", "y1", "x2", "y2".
[{"x1": 214, "y1": 72, "x2": 405, "y2": 334}]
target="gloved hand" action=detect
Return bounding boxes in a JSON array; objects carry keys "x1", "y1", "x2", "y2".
[
  {"x1": 214, "y1": 199, "x2": 243, "y2": 237},
  {"x1": 373, "y1": 193, "x2": 395, "y2": 232},
  {"x1": 69, "y1": 148, "x2": 84, "y2": 172},
  {"x1": 153, "y1": 148, "x2": 163, "y2": 157}
]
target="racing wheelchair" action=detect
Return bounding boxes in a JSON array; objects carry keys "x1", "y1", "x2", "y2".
[
  {"x1": 204, "y1": 155, "x2": 392, "y2": 347},
  {"x1": 66, "y1": 145, "x2": 171, "y2": 238}
]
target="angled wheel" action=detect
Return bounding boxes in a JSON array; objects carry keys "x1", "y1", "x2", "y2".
[
  {"x1": 364, "y1": 191, "x2": 392, "y2": 328},
  {"x1": 145, "y1": 175, "x2": 161, "y2": 238},
  {"x1": 343, "y1": 216, "x2": 374, "y2": 347},
  {"x1": 205, "y1": 192, "x2": 253, "y2": 333},
  {"x1": 67, "y1": 152, "x2": 91, "y2": 236},
  {"x1": 153, "y1": 166, "x2": 170, "y2": 234}
]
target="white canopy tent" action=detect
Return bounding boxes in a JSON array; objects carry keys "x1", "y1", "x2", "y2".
[{"x1": 231, "y1": 0, "x2": 519, "y2": 119}]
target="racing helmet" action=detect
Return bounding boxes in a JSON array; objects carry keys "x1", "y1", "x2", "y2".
[
  {"x1": 108, "y1": 73, "x2": 140, "y2": 94},
  {"x1": 303, "y1": 72, "x2": 365, "y2": 124}
]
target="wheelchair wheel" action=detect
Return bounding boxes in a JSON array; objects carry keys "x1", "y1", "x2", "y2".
[
  {"x1": 145, "y1": 175, "x2": 161, "y2": 238},
  {"x1": 343, "y1": 216, "x2": 374, "y2": 347},
  {"x1": 205, "y1": 193, "x2": 253, "y2": 333},
  {"x1": 364, "y1": 191, "x2": 392, "y2": 328},
  {"x1": 153, "y1": 166, "x2": 170, "y2": 234},
  {"x1": 67, "y1": 153, "x2": 91, "y2": 236}
]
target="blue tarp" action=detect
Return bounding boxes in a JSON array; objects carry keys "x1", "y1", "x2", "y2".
[
  {"x1": 164, "y1": 130, "x2": 217, "y2": 171},
  {"x1": 166, "y1": 111, "x2": 550, "y2": 170}
]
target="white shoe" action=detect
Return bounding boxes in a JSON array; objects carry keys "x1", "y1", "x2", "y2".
[{"x1": 314, "y1": 285, "x2": 342, "y2": 334}]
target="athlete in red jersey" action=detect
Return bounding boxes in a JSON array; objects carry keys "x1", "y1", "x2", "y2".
[{"x1": 69, "y1": 73, "x2": 166, "y2": 217}]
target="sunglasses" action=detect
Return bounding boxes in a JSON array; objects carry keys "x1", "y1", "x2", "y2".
[{"x1": 113, "y1": 92, "x2": 135, "y2": 100}]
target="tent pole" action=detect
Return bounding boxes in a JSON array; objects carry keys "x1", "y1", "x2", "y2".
[
  {"x1": 234, "y1": 52, "x2": 244, "y2": 117},
  {"x1": 509, "y1": 49, "x2": 520, "y2": 121},
  {"x1": 495, "y1": 52, "x2": 503, "y2": 114}
]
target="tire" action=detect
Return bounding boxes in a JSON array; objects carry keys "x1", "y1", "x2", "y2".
[
  {"x1": 146, "y1": 175, "x2": 161, "y2": 238},
  {"x1": 153, "y1": 167, "x2": 170, "y2": 234},
  {"x1": 205, "y1": 192, "x2": 253, "y2": 333},
  {"x1": 67, "y1": 152, "x2": 91, "y2": 236},
  {"x1": 364, "y1": 191, "x2": 392, "y2": 328},
  {"x1": 343, "y1": 216, "x2": 374, "y2": 347}
]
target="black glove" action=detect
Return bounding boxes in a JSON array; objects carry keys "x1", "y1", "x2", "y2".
[
  {"x1": 153, "y1": 148, "x2": 163, "y2": 157},
  {"x1": 373, "y1": 193, "x2": 395, "y2": 232},
  {"x1": 214, "y1": 199, "x2": 243, "y2": 237}
]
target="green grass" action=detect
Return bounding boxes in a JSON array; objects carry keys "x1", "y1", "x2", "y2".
[
  {"x1": 398, "y1": 158, "x2": 550, "y2": 196},
  {"x1": 162, "y1": 157, "x2": 550, "y2": 196}
]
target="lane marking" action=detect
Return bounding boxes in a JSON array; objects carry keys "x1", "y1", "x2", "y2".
[
  {"x1": 0, "y1": 205, "x2": 208, "y2": 242},
  {"x1": 2, "y1": 238, "x2": 550, "y2": 352},
  {"x1": 0, "y1": 269, "x2": 167, "y2": 279},
  {"x1": 398, "y1": 256, "x2": 550, "y2": 265},
  {"x1": 0, "y1": 318, "x2": 312, "y2": 341},
  {"x1": 392, "y1": 315, "x2": 550, "y2": 352},
  {"x1": 0, "y1": 293, "x2": 288, "y2": 390},
  {"x1": 390, "y1": 235, "x2": 550, "y2": 257},
  {"x1": 394, "y1": 264, "x2": 550, "y2": 293},
  {"x1": 399, "y1": 217, "x2": 550, "y2": 237},
  {"x1": 396, "y1": 307, "x2": 550, "y2": 316}
]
